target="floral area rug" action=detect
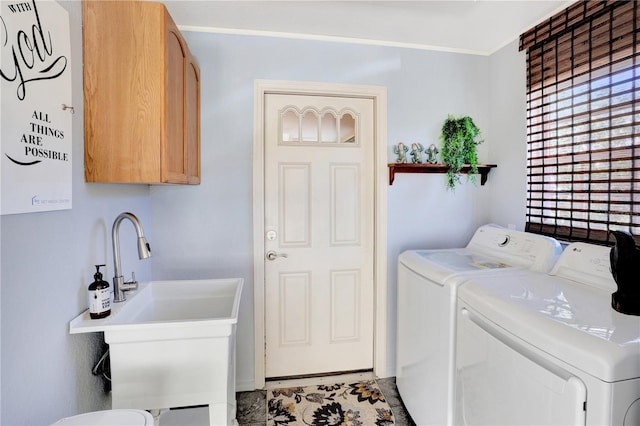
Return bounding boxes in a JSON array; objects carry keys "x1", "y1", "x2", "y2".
[{"x1": 267, "y1": 380, "x2": 395, "y2": 426}]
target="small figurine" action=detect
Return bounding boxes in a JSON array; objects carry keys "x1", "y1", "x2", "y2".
[
  {"x1": 394, "y1": 142, "x2": 409, "y2": 163},
  {"x1": 425, "y1": 143, "x2": 439, "y2": 164},
  {"x1": 410, "y1": 143, "x2": 424, "y2": 164}
]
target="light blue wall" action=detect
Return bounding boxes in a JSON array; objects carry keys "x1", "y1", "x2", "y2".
[
  {"x1": 487, "y1": 40, "x2": 528, "y2": 229},
  {"x1": 0, "y1": 6, "x2": 527, "y2": 424},
  {"x1": 1, "y1": 3, "x2": 152, "y2": 425}
]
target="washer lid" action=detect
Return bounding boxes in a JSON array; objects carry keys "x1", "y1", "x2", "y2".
[
  {"x1": 52, "y1": 409, "x2": 154, "y2": 425},
  {"x1": 398, "y1": 225, "x2": 562, "y2": 284},
  {"x1": 458, "y1": 269, "x2": 640, "y2": 382},
  {"x1": 399, "y1": 248, "x2": 517, "y2": 284}
]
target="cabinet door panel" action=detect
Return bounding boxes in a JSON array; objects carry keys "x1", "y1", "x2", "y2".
[
  {"x1": 186, "y1": 59, "x2": 201, "y2": 184},
  {"x1": 164, "y1": 26, "x2": 187, "y2": 183}
]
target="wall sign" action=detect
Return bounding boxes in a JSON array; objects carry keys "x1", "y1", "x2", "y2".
[{"x1": 1, "y1": 0, "x2": 72, "y2": 215}]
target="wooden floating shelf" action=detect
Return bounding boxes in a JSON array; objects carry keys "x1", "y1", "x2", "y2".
[{"x1": 388, "y1": 163, "x2": 497, "y2": 185}]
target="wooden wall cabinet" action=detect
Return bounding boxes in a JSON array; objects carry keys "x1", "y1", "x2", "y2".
[{"x1": 83, "y1": 1, "x2": 200, "y2": 184}]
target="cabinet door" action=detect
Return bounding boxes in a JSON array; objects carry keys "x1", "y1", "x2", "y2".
[
  {"x1": 84, "y1": 0, "x2": 164, "y2": 183},
  {"x1": 163, "y1": 20, "x2": 188, "y2": 183},
  {"x1": 185, "y1": 58, "x2": 201, "y2": 184}
]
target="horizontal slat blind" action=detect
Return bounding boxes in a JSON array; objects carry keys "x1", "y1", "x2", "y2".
[{"x1": 521, "y1": 0, "x2": 640, "y2": 244}]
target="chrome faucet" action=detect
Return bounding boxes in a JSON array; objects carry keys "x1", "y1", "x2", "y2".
[{"x1": 112, "y1": 212, "x2": 151, "y2": 303}]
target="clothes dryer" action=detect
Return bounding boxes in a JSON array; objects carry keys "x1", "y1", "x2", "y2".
[
  {"x1": 396, "y1": 225, "x2": 562, "y2": 425},
  {"x1": 455, "y1": 242, "x2": 640, "y2": 426}
]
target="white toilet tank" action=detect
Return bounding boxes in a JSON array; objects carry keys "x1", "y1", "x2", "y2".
[{"x1": 52, "y1": 409, "x2": 153, "y2": 425}]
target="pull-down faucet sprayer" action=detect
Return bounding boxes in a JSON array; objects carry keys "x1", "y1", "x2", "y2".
[{"x1": 112, "y1": 212, "x2": 151, "y2": 303}]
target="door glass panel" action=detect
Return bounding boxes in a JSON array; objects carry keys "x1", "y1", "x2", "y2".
[
  {"x1": 321, "y1": 111, "x2": 338, "y2": 143},
  {"x1": 301, "y1": 110, "x2": 319, "y2": 142},
  {"x1": 280, "y1": 107, "x2": 358, "y2": 145},
  {"x1": 282, "y1": 110, "x2": 299, "y2": 142},
  {"x1": 340, "y1": 112, "x2": 356, "y2": 143}
]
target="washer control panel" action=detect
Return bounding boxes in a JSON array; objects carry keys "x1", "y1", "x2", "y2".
[
  {"x1": 467, "y1": 225, "x2": 562, "y2": 272},
  {"x1": 550, "y1": 242, "x2": 616, "y2": 292}
]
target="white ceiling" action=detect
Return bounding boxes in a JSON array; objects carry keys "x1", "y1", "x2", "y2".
[{"x1": 162, "y1": 0, "x2": 573, "y2": 55}]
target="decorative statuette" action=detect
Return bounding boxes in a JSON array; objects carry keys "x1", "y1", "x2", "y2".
[
  {"x1": 394, "y1": 142, "x2": 409, "y2": 163},
  {"x1": 410, "y1": 143, "x2": 424, "y2": 164},
  {"x1": 425, "y1": 144, "x2": 439, "y2": 164}
]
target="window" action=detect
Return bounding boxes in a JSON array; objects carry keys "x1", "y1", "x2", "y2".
[
  {"x1": 279, "y1": 106, "x2": 359, "y2": 145},
  {"x1": 520, "y1": 0, "x2": 640, "y2": 244}
]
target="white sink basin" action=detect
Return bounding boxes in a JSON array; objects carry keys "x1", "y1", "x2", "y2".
[
  {"x1": 70, "y1": 278, "x2": 242, "y2": 333},
  {"x1": 69, "y1": 278, "x2": 243, "y2": 426}
]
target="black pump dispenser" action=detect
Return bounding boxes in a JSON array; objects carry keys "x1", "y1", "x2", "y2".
[
  {"x1": 609, "y1": 230, "x2": 640, "y2": 316},
  {"x1": 88, "y1": 264, "x2": 111, "y2": 319}
]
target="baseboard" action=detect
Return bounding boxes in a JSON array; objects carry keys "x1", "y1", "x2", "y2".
[{"x1": 265, "y1": 371, "x2": 376, "y2": 389}]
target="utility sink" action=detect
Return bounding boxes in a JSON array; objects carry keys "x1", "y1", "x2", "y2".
[
  {"x1": 70, "y1": 278, "x2": 242, "y2": 332},
  {"x1": 70, "y1": 278, "x2": 243, "y2": 426}
]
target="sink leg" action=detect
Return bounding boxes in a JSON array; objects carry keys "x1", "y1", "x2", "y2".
[{"x1": 148, "y1": 408, "x2": 168, "y2": 426}]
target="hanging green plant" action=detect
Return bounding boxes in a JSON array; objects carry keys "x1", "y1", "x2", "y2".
[{"x1": 439, "y1": 115, "x2": 483, "y2": 189}]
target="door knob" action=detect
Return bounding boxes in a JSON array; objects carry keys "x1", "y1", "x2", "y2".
[{"x1": 266, "y1": 250, "x2": 288, "y2": 261}]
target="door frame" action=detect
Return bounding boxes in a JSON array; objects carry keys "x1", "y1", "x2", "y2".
[{"x1": 252, "y1": 80, "x2": 388, "y2": 389}]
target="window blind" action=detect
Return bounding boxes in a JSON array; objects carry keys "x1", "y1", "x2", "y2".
[{"x1": 520, "y1": 0, "x2": 640, "y2": 244}]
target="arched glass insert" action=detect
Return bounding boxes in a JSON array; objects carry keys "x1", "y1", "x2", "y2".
[
  {"x1": 301, "y1": 110, "x2": 319, "y2": 142},
  {"x1": 340, "y1": 112, "x2": 356, "y2": 143},
  {"x1": 281, "y1": 109, "x2": 299, "y2": 142},
  {"x1": 321, "y1": 111, "x2": 338, "y2": 143}
]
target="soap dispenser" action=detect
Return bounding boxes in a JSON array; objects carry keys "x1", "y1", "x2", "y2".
[{"x1": 88, "y1": 264, "x2": 111, "y2": 319}]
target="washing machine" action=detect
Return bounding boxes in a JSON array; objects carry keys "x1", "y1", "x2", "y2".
[
  {"x1": 455, "y1": 242, "x2": 640, "y2": 426},
  {"x1": 396, "y1": 224, "x2": 562, "y2": 425}
]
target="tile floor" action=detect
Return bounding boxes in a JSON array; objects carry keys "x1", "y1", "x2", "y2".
[
  {"x1": 236, "y1": 376, "x2": 416, "y2": 426},
  {"x1": 159, "y1": 375, "x2": 416, "y2": 425}
]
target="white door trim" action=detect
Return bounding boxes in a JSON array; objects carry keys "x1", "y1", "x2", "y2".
[{"x1": 253, "y1": 80, "x2": 388, "y2": 389}]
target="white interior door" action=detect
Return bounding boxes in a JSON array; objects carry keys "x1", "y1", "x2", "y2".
[{"x1": 264, "y1": 93, "x2": 375, "y2": 378}]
